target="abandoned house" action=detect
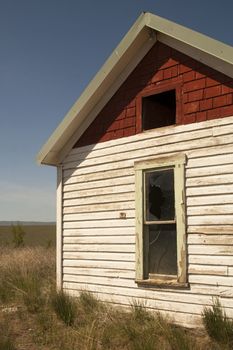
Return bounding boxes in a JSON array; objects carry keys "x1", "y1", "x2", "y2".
[{"x1": 37, "y1": 13, "x2": 233, "y2": 326}]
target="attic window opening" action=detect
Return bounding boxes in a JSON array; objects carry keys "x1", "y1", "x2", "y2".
[{"x1": 142, "y1": 89, "x2": 176, "y2": 130}]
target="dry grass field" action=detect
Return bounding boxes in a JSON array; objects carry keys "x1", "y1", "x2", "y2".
[
  {"x1": 0, "y1": 246, "x2": 233, "y2": 349},
  {"x1": 0, "y1": 225, "x2": 56, "y2": 247}
]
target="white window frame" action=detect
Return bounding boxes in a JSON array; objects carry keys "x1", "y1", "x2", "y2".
[{"x1": 134, "y1": 153, "x2": 187, "y2": 287}]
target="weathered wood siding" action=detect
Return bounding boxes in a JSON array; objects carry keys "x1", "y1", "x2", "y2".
[{"x1": 61, "y1": 116, "x2": 233, "y2": 327}]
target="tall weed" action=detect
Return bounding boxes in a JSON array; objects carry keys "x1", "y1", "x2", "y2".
[
  {"x1": 202, "y1": 298, "x2": 233, "y2": 345},
  {"x1": 0, "y1": 315, "x2": 16, "y2": 350},
  {"x1": 51, "y1": 290, "x2": 76, "y2": 326}
]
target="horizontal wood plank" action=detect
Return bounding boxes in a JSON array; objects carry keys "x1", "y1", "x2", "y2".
[
  {"x1": 63, "y1": 243, "x2": 135, "y2": 253},
  {"x1": 63, "y1": 227, "x2": 135, "y2": 236}
]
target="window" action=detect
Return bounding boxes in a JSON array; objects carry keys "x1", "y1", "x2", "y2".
[
  {"x1": 142, "y1": 90, "x2": 176, "y2": 130},
  {"x1": 136, "y1": 82, "x2": 182, "y2": 133},
  {"x1": 135, "y1": 154, "x2": 187, "y2": 287}
]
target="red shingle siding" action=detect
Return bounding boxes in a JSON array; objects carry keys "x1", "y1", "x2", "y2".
[{"x1": 74, "y1": 42, "x2": 233, "y2": 148}]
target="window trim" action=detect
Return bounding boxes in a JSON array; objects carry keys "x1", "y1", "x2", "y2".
[
  {"x1": 134, "y1": 153, "x2": 187, "y2": 287},
  {"x1": 136, "y1": 81, "x2": 183, "y2": 133}
]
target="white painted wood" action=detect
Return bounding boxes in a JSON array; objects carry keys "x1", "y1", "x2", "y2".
[
  {"x1": 63, "y1": 210, "x2": 135, "y2": 222},
  {"x1": 63, "y1": 184, "x2": 135, "y2": 199},
  {"x1": 227, "y1": 268, "x2": 233, "y2": 276},
  {"x1": 63, "y1": 192, "x2": 135, "y2": 206},
  {"x1": 186, "y1": 184, "x2": 233, "y2": 197},
  {"x1": 189, "y1": 255, "x2": 233, "y2": 266},
  {"x1": 63, "y1": 243, "x2": 135, "y2": 253},
  {"x1": 188, "y1": 234, "x2": 233, "y2": 245},
  {"x1": 63, "y1": 227, "x2": 135, "y2": 236},
  {"x1": 187, "y1": 195, "x2": 233, "y2": 206},
  {"x1": 63, "y1": 267, "x2": 135, "y2": 279},
  {"x1": 189, "y1": 244, "x2": 233, "y2": 255},
  {"x1": 61, "y1": 116, "x2": 233, "y2": 326},
  {"x1": 188, "y1": 205, "x2": 233, "y2": 216},
  {"x1": 186, "y1": 164, "x2": 233, "y2": 178},
  {"x1": 68, "y1": 116, "x2": 233, "y2": 156},
  {"x1": 65, "y1": 135, "x2": 233, "y2": 165},
  {"x1": 188, "y1": 225, "x2": 233, "y2": 234},
  {"x1": 63, "y1": 175, "x2": 134, "y2": 192},
  {"x1": 189, "y1": 275, "x2": 233, "y2": 287},
  {"x1": 187, "y1": 154, "x2": 233, "y2": 168},
  {"x1": 63, "y1": 168, "x2": 134, "y2": 184},
  {"x1": 187, "y1": 142, "x2": 233, "y2": 159},
  {"x1": 56, "y1": 166, "x2": 63, "y2": 290},
  {"x1": 63, "y1": 259, "x2": 135, "y2": 270},
  {"x1": 63, "y1": 219, "x2": 135, "y2": 229},
  {"x1": 63, "y1": 235, "x2": 135, "y2": 244},
  {"x1": 188, "y1": 215, "x2": 233, "y2": 225},
  {"x1": 63, "y1": 282, "x2": 233, "y2": 315},
  {"x1": 63, "y1": 251, "x2": 135, "y2": 261},
  {"x1": 189, "y1": 264, "x2": 228, "y2": 276},
  {"x1": 63, "y1": 129, "x2": 212, "y2": 168},
  {"x1": 186, "y1": 175, "x2": 233, "y2": 187},
  {"x1": 63, "y1": 201, "x2": 135, "y2": 214},
  {"x1": 65, "y1": 287, "x2": 202, "y2": 327}
]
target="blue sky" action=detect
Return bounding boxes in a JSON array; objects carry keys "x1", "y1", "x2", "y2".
[{"x1": 0, "y1": 0, "x2": 233, "y2": 221}]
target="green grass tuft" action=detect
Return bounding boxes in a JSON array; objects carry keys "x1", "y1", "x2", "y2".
[
  {"x1": 202, "y1": 298, "x2": 233, "y2": 345},
  {"x1": 51, "y1": 290, "x2": 76, "y2": 326}
]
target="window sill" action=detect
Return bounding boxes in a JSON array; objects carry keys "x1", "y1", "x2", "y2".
[{"x1": 135, "y1": 279, "x2": 189, "y2": 289}]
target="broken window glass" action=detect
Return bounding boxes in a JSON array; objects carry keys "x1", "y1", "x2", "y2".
[{"x1": 145, "y1": 168, "x2": 175, "y2": 222}]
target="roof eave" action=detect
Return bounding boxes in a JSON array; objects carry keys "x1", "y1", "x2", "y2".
[{"x1": 37, "y1": 12, "x2": 233, "y2": 166}]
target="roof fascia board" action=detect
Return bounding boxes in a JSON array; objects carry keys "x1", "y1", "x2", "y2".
[
  {"x1": 158, "y1": 33, "x2": 233, "y2": 79},
  {"x1": 37, "y1": 13, "x2": 149, "y2": 165},
  {"x1": 146, "y1": 13, "x2": 233, "y2": 66}
]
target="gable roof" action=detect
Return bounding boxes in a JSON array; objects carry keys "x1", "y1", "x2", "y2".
[{"x1": 37, "y1": 12, "x2": 233, "y2": 166}]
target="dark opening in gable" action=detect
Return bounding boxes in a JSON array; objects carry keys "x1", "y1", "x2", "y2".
[{"x1": 142, "y1": 89, "x2": 176, "y2": 131}]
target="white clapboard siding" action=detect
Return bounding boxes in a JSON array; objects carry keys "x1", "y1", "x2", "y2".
[
  {"x1": 64, "y1": 133, "x2": 233, "y2": 170},
  {"x1": 63, "y1": 210, "x2": 135, "y2": 222},
  {"x1": 187, "y1": 141, "x2": 233, "y2": 159},
  {"x1": 186, "y1": 164, "x2": 233, "y2": 178},
  {"x1": 189, "y1": 275, "x2": 233, "y2": 287},
  {"x1": 186, "y1": 174, "x2": 233, "y2": 187},
  {"x1": 63, "y1": 235, "x2": 135, "y2": 244},
  {"x1": 188, "y1": 225, "x2": 233, "y2": 234},
  {"x1": 64, "y1": 168, "x2": 134, "y2": 184},
  {"x1": 61, "y1": 116, "x2": 233, "y2": 325},
  {"x1": 188, "y1": 245, "x2": 233, "y2": 255},
  {"x1": 63, "y1": 252, "x2": 135, "y2": 261},
  {"x1": 188, "y1": 215, "x2": 233, "y2": 225},
  {"x1": 63, "y1": 184, "x2": 135, "y2": 199},
  {"x1": 64, "y1": 128, "x2": 213, "y2": 166},
  {"x1": 187, "y1": 195, "x2": 233, "y2": 206},
  {"x1": 63, "y1": 244, "x2": 135, "y2": 253},
  {"x1": 65, "y1": 137, "x2": 233, "y2": 166},
  {"x1": 188, "y1": 234, "x2": 233, "y2": 245},
  {"x1": 63, "y1": 201, "x2": 135, "y2": 214},
  {"x1": 189, "y1": 255, "x2": 233, "y2": 266},
  {"x1": 63, "y1": 175, "x2": 134, "y2": 192},
  {"x1": 63, "y1": 227, "x2": 135, "y2": 236},
  {"x1": 65, "y1": 288, "x2": 202, "y2": 327},
  {"x1": 188, "y1": 264, "x2": 228, "y2": 275},
  {"x1": 187, "y1": 154, "x2": 233, "y2": 168},
  {"x1": 63, "y1": 282, "x2": 233, "y2": 317},
  {"x1": 186, "y1": 184, "x2": 233, "y2": 197},
  {"x1": 63, "y1": 267, "x2": 135, "y2": 279},
  {"x1": 68, "y1": 116, "x2": 233, "y2": 157},
  {"x1": 63, "y1": 192, "x2": 135, "y2": 206},
  {"x1": 63, "y1": 259, "x2": 135, "y2": 270},
  {"x1": 188, "y1": 205, "x2": 233, "y2": 216},
  {"x1": 63, "y1": 219, "x2": 135, "y2": 229}
]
